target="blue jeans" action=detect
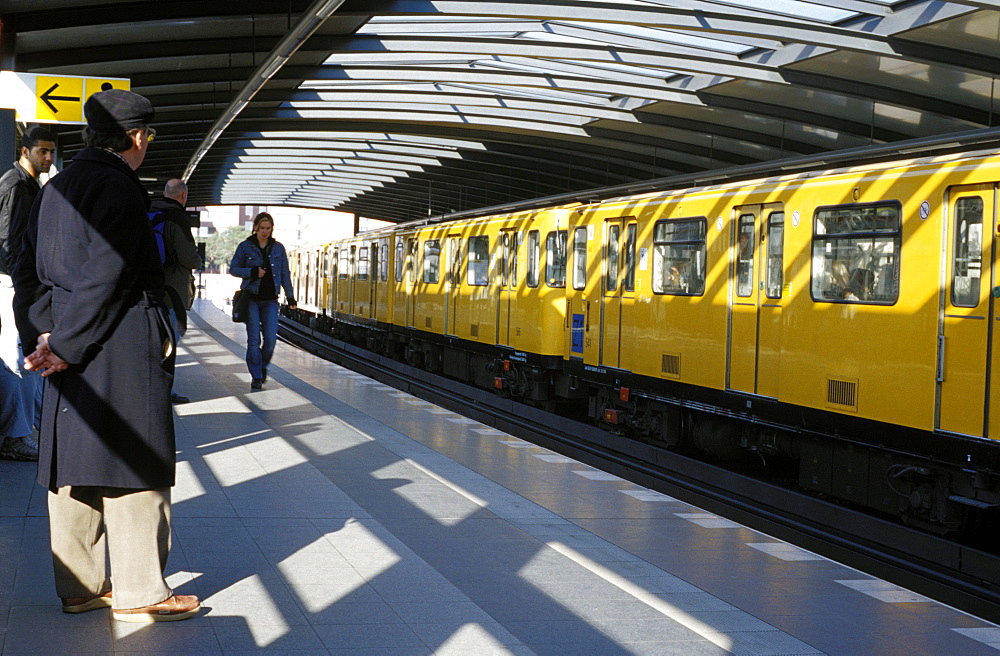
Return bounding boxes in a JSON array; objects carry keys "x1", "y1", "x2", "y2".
[
  {"x1": 1, "y1": 274, "x2": 41, "y2": 434},
  {"x1": 0, "y1": 358, "x2": 31, "y2": 439},
  {"x1": 244, "y1": 298, "x2": 278, "y2": 380}
]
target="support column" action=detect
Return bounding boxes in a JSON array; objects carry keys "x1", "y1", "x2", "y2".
[
  {"x1": 0, "y1": 108, "x2": 14, "y2": 163},
  {"x1": 1, "y1": 17, "x2": 17, "y2": 161}
]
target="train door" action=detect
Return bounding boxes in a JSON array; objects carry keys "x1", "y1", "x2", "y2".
[
  {"x1": 444, "y1": 234, "x2": 461, "y2": 335},
  {"x1": 291, "y1": 251, "x2": 309, "y2": 308},
  {"x1": 368, "y1": 242, "x2": 378, "y2": 320},
  {"x1": 358, "y1": 244, "x2": 372, "y2": 318},
  {"x1": 938, "y1": 184, "x2": 996, "y2": 438},
  {"x1": 600, "y1": 219, "x2": 633, "y2": 368},
  {"x1": 321, "y1": 248, "x2": 331, "y2": 313},
  {"x1": 992, "y1": 195, "x2": 1000, "y2": 440},
  {"x1": 728, "y1": 203, "x2": 784, "y2": 396},
  {"x1": 498, "y1": 229, "x2": 518, "y2": 347},
  {"x1": 312, "y1": 248, "x2": 322, "y2": 310},
  {"x1": 373, "y1": 239, "x2": 388, "y2": 322},
  {"x1": 348, "y1": 245, "x2": 357, "y2": 314},
  {"x1": 305, "y1": 251, "x2": 315, "y2": 308},
  {"x1": 405, "y1": 237, "x2": 418, "y2": 329},
  {"x1": 571, "y1": 224, "x2": 602, "y2": 367}
]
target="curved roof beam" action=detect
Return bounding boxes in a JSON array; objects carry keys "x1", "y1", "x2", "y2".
[{"x1": 181, "y1": 0, "x2": 348, "y2": 181}]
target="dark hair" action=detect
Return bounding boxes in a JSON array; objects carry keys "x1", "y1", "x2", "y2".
[
  {"x1": 82, "y1": 125, "x2": 139, "y2": 152},
  {"x1": 252, "y1": 212, "x2": 274, "y2": 233},
  {"x1": 21, "y1": 126, "x2": 56, "y2": 151}
]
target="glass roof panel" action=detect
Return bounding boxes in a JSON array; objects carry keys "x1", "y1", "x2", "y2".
[
  {"x1": 445, "y1": 83, "x2": 616, "y2": 104},
  {"x1": 546, "y1": 58, "x2": 679, "y2": 79},
  {"x1": 515, "y1": 30, "x2": 622, "y2": 47},
  {"x1": 470, "y1": 57, "x2": 677, "y2": 82},
  {"x1": 695, "y1": 0, "x2": 857, "y2": 23},
  {"x1": 554, "y1": 21, "x2": 760, "y2": 54}
]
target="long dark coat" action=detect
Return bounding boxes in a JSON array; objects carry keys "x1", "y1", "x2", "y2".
[{"x1": 13, "y1": 147, "x2": 175, "y2": 490}]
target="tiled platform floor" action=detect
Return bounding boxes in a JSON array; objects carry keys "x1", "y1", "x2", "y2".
[{"x1": 2, "y1": 298, "x2": 999, "y2": 655}]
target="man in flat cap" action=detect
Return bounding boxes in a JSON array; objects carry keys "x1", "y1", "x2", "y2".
[{"x1": 14, "y1": 88, "x2": 200, "y2": 622}]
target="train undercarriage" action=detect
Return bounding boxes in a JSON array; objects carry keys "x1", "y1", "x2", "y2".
[{"x1": 288, "y1": 307, "x2": 1000, "y2": 539}]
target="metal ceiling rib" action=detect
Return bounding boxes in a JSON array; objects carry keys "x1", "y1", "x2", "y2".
[{"x1": 3, "y1": 0, "x2": 999, "y2": 223}]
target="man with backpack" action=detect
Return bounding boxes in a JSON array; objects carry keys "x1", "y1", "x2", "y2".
[{"x1": 148, "y1": 179, "x2": 200, "y2": 404}]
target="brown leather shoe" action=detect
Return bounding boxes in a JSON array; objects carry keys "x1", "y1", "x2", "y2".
[
  {"x1": 112, "y1": 594, "x2": 201, "y2": 623},
  {"x1": 62, "y1": 590, "x2": 113, "y2": 613}
]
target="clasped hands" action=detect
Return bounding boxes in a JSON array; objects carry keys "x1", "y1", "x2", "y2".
[{"x1": 23, "y1": 332, "x2": 68, "y2": 377}]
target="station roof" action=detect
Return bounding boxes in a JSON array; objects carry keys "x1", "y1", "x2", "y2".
[{"x1": 3, "y1": 0, "x2": 999, "y2": 223}]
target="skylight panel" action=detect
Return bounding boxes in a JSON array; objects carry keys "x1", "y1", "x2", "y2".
[
  {"x1": 699, "y1": 0, "x2": 855, "y2": 23},
  {"x1": 357, "y1": 16, "x2": 533, "y2": 36},
  {"x1": 473, "y1": 58, "x2": 671, "y2": 84},
  {"x1": 444, "y1": 83, "x2": 614, "y2": 105},
  {"x1": 549, "y1": 59, "x2": 677, "y2": 79},
  {"x1": 556, "y1": 21, "x2": 764, "y2": 54}
]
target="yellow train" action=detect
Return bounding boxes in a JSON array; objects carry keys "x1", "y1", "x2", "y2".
[{"x1": 290, "y1": 146, "x2": 1000, "y2": 534}]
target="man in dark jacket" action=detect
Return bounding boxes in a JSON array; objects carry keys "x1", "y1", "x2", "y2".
[
  {"x1": 0, "y1": 126, "x2": 55, "y2": 461},
  {"x1": 14, "y1": 89, "x2": 200, "y2": 622},
  {"x1": 148, "y1": 178, "x2": 200, "y2": 403}
]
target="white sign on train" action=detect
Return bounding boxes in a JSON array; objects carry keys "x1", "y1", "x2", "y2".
[{"x1": 0, "y1": 71, "x2": 130, "y2": 124}]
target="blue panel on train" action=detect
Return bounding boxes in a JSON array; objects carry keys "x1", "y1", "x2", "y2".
[{"x1": 571, "y1": 314, "x2": 585, "y2": 354}]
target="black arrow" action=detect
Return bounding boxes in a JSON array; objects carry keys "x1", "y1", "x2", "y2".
[{"x1": 40, "y1": 83, "x2": 80, "y2": 114}]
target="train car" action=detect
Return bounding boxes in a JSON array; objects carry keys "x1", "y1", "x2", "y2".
[
  {"x1": 290, "y1": 147, "x2": 1000, "y2": 535},
  {"x1": 383, "y1": 208, "x2": 572, "y2": 396}
]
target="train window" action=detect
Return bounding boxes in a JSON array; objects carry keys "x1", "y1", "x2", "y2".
[
  {"x1": 501, "y1": 233, "x2": 510, "y2": 287},
  {"x1": 338, "y1": 247, "x2": 349, "y2": 279},
  {"x1": 358, "y1": 246, "x2": 370, "y2": 281},
  {"x1": 546, "y1": 230, "x2": 567, "y2": 287},
  {"x1": 951, "y1": 197, "x2": 983, "y2": 308},
  {"x1": 573, "y1": 227, "x2": 588, "y2": 290},
  {"x1": 395, "y1": 242, "x2": 404, "y2": 282},
  {"x1": 527, "y1": 230, "x2": 540, "y2": 288},
  {"x1": 652, "y1": 218, "x2": 706, "y2": 295},
  {"x1": 379, "y1": 242, "x2": 389, "y2": 282},
  {"x1": 448, "y1": 238, "x2": 461, "y2": 286},
  {"x1": 423, "y1": 240, "x2": 440, "y2": 283},
  {"x1": 736, "y1": 214, "x2": 755, "y2": 297},
  {"x1": 811, "y1": 202, "x2": 900, "y2": 304},
  {"x1": 468, "y1": 235, "x2": 489, "y2": 286},
  {"x1": 605, "y1": 224, "x2": 620, "y2": 293},
  {"x1": 510, "y1": 233, "x2": 519, "y2": 286},
  {"x1": 623, "y1": 223, "x2": 636, "y2": 292},
  {"x1": 765, "y1": 212, "x2": 784, "y2": 299}
]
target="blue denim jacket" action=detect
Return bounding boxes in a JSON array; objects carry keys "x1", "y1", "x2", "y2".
[{"x1": 229, "y1": 237, "x2": 295, "y2": 303}]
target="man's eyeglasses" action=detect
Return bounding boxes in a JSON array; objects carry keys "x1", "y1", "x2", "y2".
[{"x1": 145, "y1": 127, "x2": 157, "y2": 142}]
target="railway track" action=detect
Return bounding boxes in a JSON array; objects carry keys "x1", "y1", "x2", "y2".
[{"x1": 279, "y1": 315, "x2": 1000, "y2": 624}]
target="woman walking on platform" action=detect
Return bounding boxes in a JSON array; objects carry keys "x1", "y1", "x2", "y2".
[{"x1": 229, "y1": 212, "x2": 296, "y2": 390}]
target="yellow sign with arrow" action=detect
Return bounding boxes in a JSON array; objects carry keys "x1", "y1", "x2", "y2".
[{"x1": 1, "y1": 72, "x2": 130, "y2": 124}]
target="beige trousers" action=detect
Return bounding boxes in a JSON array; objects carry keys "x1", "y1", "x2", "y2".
[{"x1": 48, "y1": 486, "x2": 173, "y2": 609}]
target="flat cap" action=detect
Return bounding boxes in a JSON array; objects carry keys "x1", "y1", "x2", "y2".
[{"x1": 84, "y1": 89, "x2": 154, "y2": 131}]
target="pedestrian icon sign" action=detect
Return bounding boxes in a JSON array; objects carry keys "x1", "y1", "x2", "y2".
[{"x1": 0, "y1": 71, "x2": 130, "y2": 124}]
